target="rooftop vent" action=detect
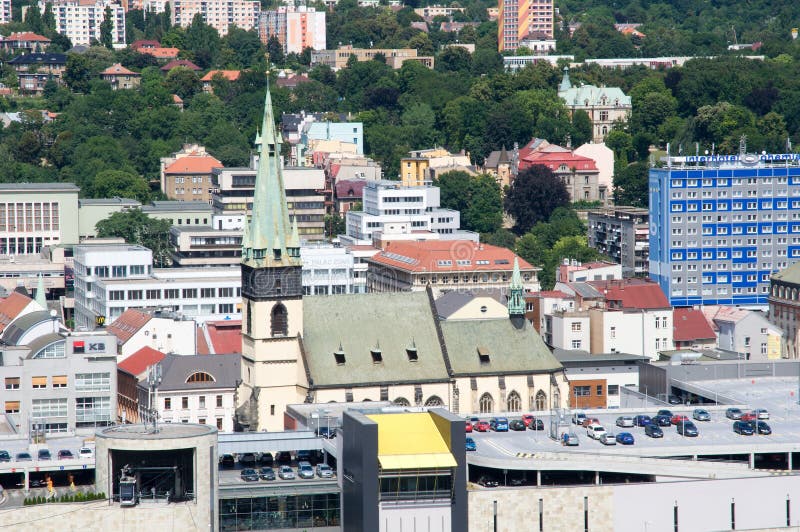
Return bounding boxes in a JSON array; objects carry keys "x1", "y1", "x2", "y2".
[
  {"x1": 333, "y1": 342, "x2": 345, "y2": 365},
  {"x1": 477, "y1": 346, "x2": 490, "y2": 365},
  {"x1": 406, "y1": 339, "x2": 418, "y2": 362},
  {"x1": 371, "y1": 341, "x2": 382, "y2": 364}
]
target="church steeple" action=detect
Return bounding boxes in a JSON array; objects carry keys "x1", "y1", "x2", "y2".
[
  {"x1": 243, "y1": 82, "x2": 301, "y2": 268},
  {"x1": 507, "y1": 257, "x2": 526, "y2": 319}
]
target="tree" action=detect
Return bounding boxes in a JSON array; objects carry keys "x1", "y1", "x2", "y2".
[
  {"x1": 164, "y1": 67, "x2": 200, "y2": 100},
  {"x1": 100, "y1": 6, "x2": 114, "y2": 49},
  {"x1": 505, "y1": 165, "x2": 570, "y2": 234},
  {"x1": 435, "y1": 171, "x2": 503, "y2": 234},
  {"x1": 613, "y1": 162, "x2": 648, "y2": 208},
  {"x1": 266, "y1": 35, "x2": 285, "y2": 66},
  {"x1": 96, "y1": 209, "x2": 172, "y2": 267},
  {"x1": 184, "y1": 13, "x2": 220, "y2": 68},
  {"x1": 62, "y1": 55, "x2": 93, "y2": 93},
  {"x1": 24, "y1": 3, "x2": 44, "y2": 34},
  {"x1": 42, "y1": 3, "x2": 56, "y2": 34},
  {"x1": 571, "y1": 110, "x2": 593, "y2": 147},
  {"x1": 90, "y1": 170, "x2": 151, "y2": 203}
]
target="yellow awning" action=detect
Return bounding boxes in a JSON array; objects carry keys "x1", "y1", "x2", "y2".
[
  {"x1": 378, "y1": 453, "x2": 457, "y2": 470},
  {"x1": 367, "y1": 413, "x2": 451, "y2": 456}
]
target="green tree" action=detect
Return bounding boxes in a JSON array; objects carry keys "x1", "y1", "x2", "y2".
[
  {"x1": 613, "y1": 162, "x2": 649, "y2": 208},
  {"x1": 505, "y1": 165, "x2": 570, "y2": 234},
  {"x1": 96, "y1": 209, "x2": 172, "y2": 267},
  {"x1": 62, "y1": 55, "x2": 93, "y2": 93},
  {"x1": 571, "y1": 110, "x2": 593, "y2": 147},
  {"x1": 100, "y1": 6, "x2": 114, "y2": 49},
  {"x1": 184, "y1": 13, "x2": 220, "y2": 68},
  {"x1": 435, "y1": 171, "x2": 503, "y2": 234},
  {"x1": 90, "y1": 170, "x2": 151, "y2": 203},
  {"x1": 42, "y1": 3, "x2": 56, "y2": 33},
  {"x1": 482, "y1": 229, "x2": 517, "y2": 250},
  {"x1": 164, "y1": 66, "x2": 201, "y2": 100},
  {"x1": 24, "y1": 3, "x2": 44, "y2": 34}
]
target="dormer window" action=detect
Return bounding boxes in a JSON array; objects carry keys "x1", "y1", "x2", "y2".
[
  {"x1": 406, "y1": 340, "x2": 418, "y2": 362},
  {"x1": 478, "y1": 346, "x2": 490, "y2": 365},
  {"x1": 334, "y1": 343, "x2": 346, "y2": 365},
  {"x1": 371, "y1": 342, "x2": 383, "y2": 364}
]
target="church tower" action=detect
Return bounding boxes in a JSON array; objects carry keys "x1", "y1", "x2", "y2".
[
  {"x1": 507, "y1": 257, "x2": 526, "y2": 329},
  {"x1": 237, "y1": 83, "x2": 307, "y2": 432}
]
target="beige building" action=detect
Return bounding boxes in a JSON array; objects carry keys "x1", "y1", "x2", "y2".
[
  {"x1": 558, "y1": 68, "x2": 632, "y2": 143},
  {"x1": 100, "y1": 63, "x2": 140, "y2": 90},
  {"x1": 160, "y1": 144, "x2": 222, "y2": 203},
  {"x1": 78, "y1": 198, "x2": 141, "y2": 239},
  {"x1": 170, "y1": 0, "x2": 260, "y2": 35},
  {"x1": 311, "y1": 45, "x2": 434, "y2": 70},
  {"x1": 400, "y1": 148, "x2": 473, "y2": 187}
]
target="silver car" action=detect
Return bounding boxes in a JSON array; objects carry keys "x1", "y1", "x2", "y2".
[
  {"x1": 692, "y1": 409, "x2": 710, "y2": 421},
  {"x1": 753, "y1": 408, "x2": 770, "y2": 420},
  {"x1": 600, "y1": 433, "x2": 617, "y2": 446},
  {"x1": 316, "y1": 464, "x2": 334, "y2": 478},
  {"x1": 615, "y1": 416, "x2": 634, "y2": 428},
  {"x1": 298, "y1": 461, "x2": 314, "y2": 479},
  {"x1": 278, "y1": 466, "x2": 295, "y2": 480}
]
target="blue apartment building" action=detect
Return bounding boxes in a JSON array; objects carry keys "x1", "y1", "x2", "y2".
[{"x1": 649, "y1": 153, "x2": 800, "y2": 306}]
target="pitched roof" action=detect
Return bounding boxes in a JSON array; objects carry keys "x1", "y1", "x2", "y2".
[
  {"x1": 521, "y1": 150, "x2": 598, "y2": 171},
  {"x1": 0, "y1": 292, "x2": 35, "y2": 333},
  {"x1": 673, "y1": 307, "x2": 716, "y2": 342},
  {"x1": 118, "y1": 346, "x2": 166, "y2": 377},
  {"x1": 131, "y1": 39, "x2": 160, "y2": 49},
  {"x1": 587, "y1": 279, "x2": 670, "y2": 310},
  {"x1": 172, "y1": 94, "x2": 183, "y2": 103},
  {"x1": 559, "y1": 83, "x2": 631, "y2": 107},
  {"x1": 367, "y1": 241, "x2": 535, "y2": 274},
  {"x1": 526, "y1": 290, "x2": 573, "y2": 299},
  {"x1": 196, "y1": 326, "x2": 210, "y2": 355},
  {"x1": 101, "y1": 63, "x2": 138, "y2": 76},
  {"x1": 700, "y1": 305, "x2": 751, "y2": 326},
  {"x1": 202, "y1": 320, "x2": 242, "y2": 354},
  {"x1": 9, "y1": 53, "x2": 66, "y2": 65},
  {"x1": 4, "y1": 32, "x2": 51, "y2": 42},
  {"x1": 434, "y1": 288, "x2": 507, "y2": 319},
  {"x1": 158, "y1": 353, "x2": 241, "y2": 391},
  {"x1": 334, "y1": 178, "x2": 367, "y2": 198},
  {"x1": 140, "y1": 47, "x2": 180, "y2": 59},
  {"x1": 200, "y1": 70, "x2": 240, "y2": 82},
  {"x1": 164, "y1": 155, "x2": 222, "y2": 174},
  {"x1": 276, "y1": 73, "x2": 310, "y2": 88},
  {"x1": 160, "y1": 59, "x2": 201, "y2": 71},
  {"x1": 770, "y1": 261, "x2": 800, "y2": 285},
  {"x1": 106, "y1": 309, "x2": 152, "y2": 343}
]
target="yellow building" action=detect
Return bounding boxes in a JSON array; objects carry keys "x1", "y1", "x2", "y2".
[{"x1": 400, "y1": 148, "x2": 472, "y2": 186}]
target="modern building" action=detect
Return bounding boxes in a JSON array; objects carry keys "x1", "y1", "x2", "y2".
[
  {"x1": 106, "y1": 308, "x2": 197, "y2": 359},
  {"x1": 169, "y1": 0, "x2": 260, "y2": 35},
  {"x1": 0, "y1": 248, "x2": 66, "y2": 299},
  {"x1": 558, "y1": 68, "x2": 632, "y2": 142},
  {"x1": 648, "y1": 153, "x2": 800, "y2": 306},
  {"x1": 7, "y1": 53, "x2": 67, "y2": 94},
  {"x1": 413, "y1": 4, "x2": 465, "y2": 18},
  {"x1": 310, "y1": 45, "x2": 434, "y2": 70},
  {"x1": 497, "y1": 0, "x2": 554, "y2": 51},
  {"x1": 0, "y1": 183, "x2": 79, "y2": 254},
  {"x1": 366, "y1": 242, "x2": 540, "y2": 295},
  {"x1": 301, "y1": 244, "x2": 359, "y2": 295},
  {"x1": 768, "y1": 262, "x2": 800, "y2": 358},
  {"x1": 78, "y1": 197, "x2": 142, "y2": 239},
  {"x1": 258, "y1": 6, "x2": 326, "y2": 53},
  {"x1": 554, "y1": 350, "x2": 646, "y2": 409},
  {"x1": 44, "y1": 0, "x2": 126, "y2": 47},
  {"x1": 100, "y1": 63, "x2": 140, "y2": 90},
  {"x1": 587, "y1": 207, "x2": 650, "y2": 277},
  {"x1": 302, "y1": 120, "x2": 364, "y2": 156},
  {"x1": 169, "y1": 224, "x2": 243, "y2": 267},
  {"x1": 556, "y1": 259, "x2": 622, "y2": 283},
  {"x1": 140, "y1": 200, "x2": 213, "y2": 227},
  {"x1": 160, "y1": 144, "x2": 222, "y2": 203},
  {"x1": 399, "y1": 148, "x2": 473, "y2": 187}
]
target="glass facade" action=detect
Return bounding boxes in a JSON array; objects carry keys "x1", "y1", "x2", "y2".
[{"x1": 219, "y1": 493, "x2": 340, "y2": 531}]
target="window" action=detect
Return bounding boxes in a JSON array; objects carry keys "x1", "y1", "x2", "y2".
[
  {"x1": 425, "y1": 395, "x2": 445, "y2": 407},
  {"x1": 146, "y1": 289, "x2": 161, "y2": 299},
  {"x1": 5, "y1": 377, "x2": 20, "y2": 390},
  {"x1": 164, "y1": 398, "x2": 171, "y2": 410},
  {"x1": 744, "y1": 337, "x2": 751, "y2": 347},
  {"x1": 52, "y1": 375, "x2": 67, "y2": 388},
  {"x1": 271, "y1": 303, "x2": 288, "y2": 337},
  {"x1": 32, "y1": 376, "x2": 47, "y2": 389},
  {"x1": 5, "y1": 401, "x2": 20, "y2": 414},
  {"x1": 571, "y1": 340, "x2": 582, "y2": 349},
  {"x1": 571, "y1": 322, "x2": 581, "y2": 332},
  {"x1": 183, "y1": 288, "x2": 197, "y2": 298},
  {"x1": 75, "y1": 373, "x2": 110, "y2": 392},
  {"x1": 216, "y1": 395, "x2": 223, "y2": 408},
  {"x1": 128, "y1": 290, "x2": 142, "y2": 300},
  {"x1": 478, "y1": 393, "x2": 494, "y2": 413},
  {"x1": 201, "y1": 288, "x2": 215, "y2": 298},
  {"x1": 109, "y1": 290, "x2": 125, "y2": 301},
  {"x1": 199, "y1": 396, "x2": 206, "y2": 408},
  {"x1": 596, "y1": 385, "x2": 604, "y2": 396},
  {"x1": 165, "y1": 289, "x2": 179, "y2": 299},
  {"x1": 182, "y1": 397, "x2": 189, "y2": 409},
  {"x1": 608, "y1": 385, "x2": 619, "y2": 396},
  {"x1": 186, "y1": 372, "x2": 215, "y2": 383},
  {"x1": 574, "y1": 386, "x2": 590, "y2": 397},
  {"x1": 219, "y1": 303, "x2": 234, "y2": 314},
  {"x1": 75, "y1": 397, "x2": 111, "y2": 424},
  {"x1": 219, "y1": 287, "x2": 234, "y2": 297},
  {"x1": 112, "y1": 265, "x2": 126, "y2": 278},
  {"x1": 216, "y1": 418, "x2": 223, "y2": 429},
  {"x1": 32, "y1": 398, "x2": 67, "y2": 419},
  {"x1": 130, "y1": 265, "x2": 145, "y2": 275},
  {"x1": 534, "y1": 390, "x2": 547, "y2": 411}
]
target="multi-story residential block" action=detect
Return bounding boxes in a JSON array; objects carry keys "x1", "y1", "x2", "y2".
[
  {"x1": 45, "y1": 0, "x2": 126, "y2": 47},
  {"x1": 159, "y1": 144, "x2": 222, "y2": 203},
  {"x1": 649, "y1": 153, "x2": 800, "y2": 306},
  {"x1": 258, "y1": 6, "x2": 325, "y2": 53},
  {"x1": 0, "y1": 183, "x2": 79, "y2": 255},
  {"x1": 400, "y1": 148, "x2": 473, "y2": 187},
  {"x1": 0, "y1": 0, "x2": 10, "y2": 24},
  {"x1": 588, "y1": 207, "x2": 650, "y2": 277},
  {"x1": 413, "y1": 4, "x2": 465, "y2": 18},
  {"x1": 212, "y1": 160, "x2": 325, "y2": 241},
  {"x1": 8, "y1": 53, "x2": 67, "y2": 94},
  {"x1": 558, "y1": 68, "x2": 631, "y2": 142},
  {"x1": 700, "y1": 305, "x2": 783, "y2": 360},
  {"x1": 497, "y1": 0, "x2": 554, "y2": 52},
  {"x1": 0, "y1": 32, "x2": 51, "y2": 53},
  {"x1": 311, "y1": 45, "x2": 434, "y2": 70},
  {"x1": 106, "y1": 308, "x2": 197, "y2": 359},
  {"x1": 301, "y1": 244, "x2": 360, "y2": 295},
  {"x1": 100, "y1": 63, "x2": 140, "y2": 90},
  {"x1": 73, "y1": 244, "x2": 241, "y2": 329},
  {"x1": 548, "y1": 309, "x2": 591, "y2": 351},
  {"x1": 1, "y1": 328, "x2": 117, "y2": 436},
  {"x1": 366, "y1": 242, "x2": 540, "y2": 295},
  {"x1": 170, "y1": 0, "x2": 260, "y2": 35},
  {"x1": 78, "y1": 197, "x2": 141, "y2": 239}
]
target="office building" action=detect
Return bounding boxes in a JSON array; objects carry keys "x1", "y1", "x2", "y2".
[
  {"x1": 258, "y1": 6, "x2": 326, "y2": 53},
  {"x1": 649, "y1": 153, "x2": 800, "y2": 306},
  {"x1": 44, "y1": 0, "x2": 126, "y2": 47},
  {"x1": 0, "y1": 183, "x2": 79, "y2": 255},
  {"x1": 497, "y1": 0, "x2": 554, "y2": 52},
  {"x1": 78, "y1": 198, "x2": 141, "y2": 239},
  {"x1": 140, "y1": 200, "x2": 213, "y2": 227},
  {"x1": 170, "y1": 0, "x2": 259, "y2": 35},
  {"x1": 588, "y1": 207, "x2": 650, "y2": 277}
]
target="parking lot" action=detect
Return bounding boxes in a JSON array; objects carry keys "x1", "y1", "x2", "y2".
[{"x1": 217, "y1": 451, "x2": 337, "y2": 487}]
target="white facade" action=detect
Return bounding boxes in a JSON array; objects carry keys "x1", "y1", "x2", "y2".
[
  {"x1": 590, "y1": 308, "x2": 674, "y2": 360},
  {"x1": 560, "y1": 364, "x2": 640, "y2": 409},
  {"x1": 0, "y1": 0, "x2": 11, "y2": 24},
  {"x1": 44, "y1": 0, "x2": 126, "y2": 47},
  {"x1": 116, "y1": 315, "x2": 197, "y2": 360},
  {"x1": 301, "y1": 245, "x2": 360, "y2": 295},
  {"x1": 549, "y1": 311, "x2": 591, "y2": 351},
  {"x1": 170, "y1": 0, "x2": 260, "y2": 35},
  {"x1": 159, "y1": 388, "x2": 236, "y2": 432}
]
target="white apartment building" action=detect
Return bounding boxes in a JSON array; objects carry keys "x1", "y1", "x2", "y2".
[
  {"x1": 73, "y1": 244, "x2": 241, "y2": 330},
  {"x1": 170, "y1": 0, "x2": 260, "y2": 35},
  {"x1": 548, "y1": 310, "x2": 591, "y2": 351},
  {"x1": 259, "y1": 6, "x2": 325, "y2": 54},
  {"x1": 0, "y1": 0, "x2": 11, "y2": 24},
  {"x1": 301, "y1": 244, "x2": 360, "y2": 295},
  {"x1": 589, "y1": 307, "x2": 674, "y2": 360},
  {"x1": 342, "y1": 180, "x2": 464, "y2": 245},
  {"x1": 107, "y1": 308, "x2": 197, "y2": 360},
  {"x1": 43, "y1": 0, "x2": 126, "y2": 47}
]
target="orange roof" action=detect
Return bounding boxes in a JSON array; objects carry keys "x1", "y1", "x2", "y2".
[
  {"x1": 118, "y1": 346, "x2": 166, "y2": 377},
  {"x1": 200, "y1": 70, "x2": 241, "y2": 82},
  {"x1": 367, "y1": 241, "x2": 535, "y2": 273},
  {"x1": 587, "y1": 279, "x2": 670, "y2": 310},
  {"x1": 107, "y1": 309, "x2": 151, "y2": 343},
  {"x1": 203, "y1": 320, "x2": 242, "y2": 354},
  {"x1": 102, "y1": 63, "x2": 139, "y2": 76},
  {"x1": 172, "y1": 94, "x2": 183, "y2": 103},
  {"x1": 196, "y1": 326, "x2": 210, "y2": 355},
  {"x1": 141, "y1": 47, "x2": 180, "y2": 59},
  {"x1": 0, "y1": 292, "x2": 35, "y2": 333},
  {"x1": 5, "y1": 32, "x2": 51, "y2": 42},
  {"x1": 164, "y1": 155, "x2": 222, "y2": 174}
]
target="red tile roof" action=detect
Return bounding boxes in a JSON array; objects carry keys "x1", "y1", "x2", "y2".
[
  {"x1": 201, "y1": 70, "x2": 241, "y2": 82},
  {"x1": 0, "y1": 292, "x2": 34, "y2": 333},
  {"x1": 102, "y1": 63, "x2": 139, "y2": 76},
  {"x1": 588, "y1": 279, "x2": 670, "y2": 310},
  {"x1": 526, "y1": 290, "x2": 573, "y2": 299},
  {"x1": 118, "y1": 346, "x2": 166, "y2": 377},
  {"x1": 276, "y1": 73, "x2": 310, "y2": 88},
  {"x1": 131, "y1": 39, "x2": 160, "y2": 50},
  {"x1": 673, "y1": 308, "x2": 716, "y2": 342},
  {"x1": 368, "y1": 241, "x2": 535, "y2": 273},
  {"x1": 172, "y1": 94, "x2": 183, "y2": 103},
  {"x1": 334, "y1": 178, "x2": 367, "y2": 199},
  {"x1": 164, "y1": 155, "x2": 222, "y2": 174},
  {"x1": 107, "y1": 309, "x2": 151, "y2": 343},
  {"x1": 203, "y1": 320, "x2": 242, "y2": 354},
  {"x1": 196, "y1": 326, "x2": 210, "y2": 355},
  {"x1": 4, "y1": 32, "x2": 51, "y2": 42},
  {"x1": 520, "y1": 150, "x2": 598, "y2": 172},
  {"x1": 140, "y1": 47, "x2": 180, "y2": 59},
  {"x1": 160, "y1": 59, "x2": 201, "y2": 71}
]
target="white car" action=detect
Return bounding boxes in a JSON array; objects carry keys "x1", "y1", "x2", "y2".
[
  {"x1": 599, "y1": 433, "x2": 617, "y2": 445},
  {"x1": 586, "y1": 424, "x2": 606, "y2": 440},
  {"x1": 753, "y1": 409, "x2": 770, "y2": 420},
  {"x1": 615, "y1": 416, "x2": 634, "y2": 428},
  {"x1": 79, "y1": 447, "x2": 94, "y2": 460}
]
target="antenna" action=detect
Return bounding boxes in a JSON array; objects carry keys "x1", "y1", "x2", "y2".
[
  {"x1": 739, "y1": 135, "x2": 747, "y2": 157},
  {"x1": 147, "y1": 363, "x2": 163, "y2": 433}
]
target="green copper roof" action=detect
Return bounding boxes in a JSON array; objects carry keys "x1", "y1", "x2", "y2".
[
  {"x1": 507, "y1": 257, "x2": 525, "y2": 316},
  {"x1": 559, "y1": 66, "x2": 571, "y2": 92},
  {"x1": 243, "y1": 83, "x2": 300, "y2": 268}
]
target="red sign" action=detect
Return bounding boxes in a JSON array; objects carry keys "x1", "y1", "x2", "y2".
[{"x1": 73, "y1": 340, "x2": 85, "y2": 353}]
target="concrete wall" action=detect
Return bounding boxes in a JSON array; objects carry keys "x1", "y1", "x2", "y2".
[{"x1": 342, "y1": 411, "x2": 380, "y2": 532}]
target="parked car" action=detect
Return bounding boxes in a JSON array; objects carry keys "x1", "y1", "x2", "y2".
[
  {"x1": 726, "y1": 408, "x2": 743, "y2": 420},
  {"x1": 528, "y1": 418, "x2": 545, "y2": 431},
  {"x1": 316, "y1": 464, "x2": 334, "y2": 478},
  {"x1": 670, "y1": 414, "x2": 689, "y2": 425},
  {"x1": 599, "y1": 433, "x2": 617, "y2": 445},
  {"x1": 238, "y1": 453, "x2": 256, "y2": 467},
  {"x1": 572, "y1": 412, "x2": 587, "y2": 425},
  {"x1": 657, "y1": 409, "x2": 673, "y2": 418},
  {"x1": 260, "y1": 453, "x2": 274, "y2": 467},
  {"x1": 561, "y1": 432, "x2": 579, "y2": 446},
  {"x1": 667, "y1": 395, "x2": 683, "y2": 405},
  {"x1": 633, "y1": 415, "x2": 651, "y2": 427},
  {"x1": 732, "y1": 421, "x2": 754, "y2": 435},
  {"x1": 753, "y1": 408, "x2": 770, "y2": 420},
  {"x1": 15, "y1": 452, "x2": 32, "y2": 462},
  {"x1": 298, "y1": 461, "x2": 315, "y2": 479},
  {"x1": 258, "y1": 468, "x2": 276, "y2": 481},
  {"x1": 615, "y1": 416, "x2": 634, "y2": 428},
  {"x1": 465, "y1": 421, "x2": 473, "y2": 433},
  {"x1": 220, "y1": 454, "x2": 235, "y2": 468},
  {"x1": 278, "y1": 465, "x2": 296, "y2": 480},
  {"x1": 465, "y1": 437, "x2": 477, "y2": 451},
  {"x1": 296, "y1": 450, "x2": 312, "y2": 463},
  {"x1": 240, "y1": 469, "x2": 259, "y2": 482},
  {"x1": 521, "y1": 414, "x2": 535, "y2": 427},
  {"x1": 740, "y1": 412, "x2": 758, "y2": 422},
  {"x1": 469, "y1": 416, "x2": 480, "y2": 427},
  {"x1": 474, "y1": 421, "x2": 490, "y2": 432},
  {"x1": 0, "y1": 450, "x2": 10, "y2": 462},
  {"x1": 651, "y1": 415, "x2": 672, "y2": 427},
  {"x1": 586, "y1": 424, "x2": 606, "y2": 440},
  {"x1": 37, "y1": 449, "x2": 51, "y2": 461},
  {"x1": 79, "y1": 447, "x2": 94, "y2": 460},
  {"x1": 750, "y1": 421, "x2": 772, "y2": 435},
  {"x1": 581, "y1": 417, "x2": 601, "y2": 428},
  {"x1": 509, "y1": 419, "x2": 526, "y2": 431},
  {"x1": 57, "y1": 449, "x2": 74, "y2": 460},
  {"x1": 676, "y1": 420, "x2": 698, "y2": 437},
  {"x1": 692, "y1": 409, "x2": 711, "y2": 421},
  {"x1": 644, "y1": 424, "x2": 663, "y2": 438},
  {"x1": 477, "y1": 477, "x2": 500, "y2": 488},
  {"x1": 616, "y1": 432, "x2": 635, "y2": 445},
  {"x1": 276, "y1": 451, "x2": 292, "y2": 464},
  {"x1": 489, "y1": 417, "x2": 509, "y2": 432}
]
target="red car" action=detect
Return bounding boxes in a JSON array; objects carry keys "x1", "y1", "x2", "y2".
[
  {"x1": 465, "y1": 421, "x2": 473, "y2": 433},
  {"x1": 474, "y1": 421, "x2": 490, "y2": 432},
  {"x1": 740, "y1": 412, "x2": 758, "y2": 422},
  {"x1": 581, "y1": 417, "x2": 600, "y2": 427},
  {"x1": 521, "y1": 414, "x2": 534, "y2": 427},
  {"x1": 670, "y1": 415, "x2": 689, "y2": 425}
]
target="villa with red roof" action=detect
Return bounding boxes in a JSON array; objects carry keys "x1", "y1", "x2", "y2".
[
  {"x1": 520, "y1": 145, "x2": 607, "y2": 204},
  {"x1": 0, "y1": 32, "x2": 51, "y2": 53},
  {"x1": 100, "y1": 63, "x2": 141, "y2": 90},
  {"x1": 160, "y1": 59, "x2": 201, "y2": 72},
  {"x1": 106, "y1": 308, "x2": 197, "y2": 360},
  {"x1": 159, "y1": 144, "x2": 223, "y2": 203},
  {"x1": 200, "y1": 70, "x2": 241, "y2": 94}
]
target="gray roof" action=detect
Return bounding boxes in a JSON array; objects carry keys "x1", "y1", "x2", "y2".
[
  {"x1": 553, "y1": 348, "x2": 649, "y2": 364},
  {"x1": 441, "y1": 318, "x2": 562, "y2": 376},
  {"x1": 158, "y1": 353, "x2": 241, "y2": 391},
  {"x1": 79, "y1": 198, "x2": 141, "y2": 206},
  {"x1": 302, "y1": 292, "x2": 450, "y2": 388},
  {"x1": 142, "y1": 201, "x2": 213, "y2": 213},
  {"x1": 771, "y1": 262, "x2": 800, "y2": 285},
  {"x1": 569, "y1": 282, "x2": 604, "y2": 299},
  {"x1": 435, "y1": 289, "x2": 507, "y2": 319},
  {"x1": 1, "y1": 311, "x2": 60, "y2": 346},
  {"x1": 25, "y1": 333, "x2": 63, "y2": 359},
  {"x1": 0, "y1": 183, "x2": 79, "y2": 192}
]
